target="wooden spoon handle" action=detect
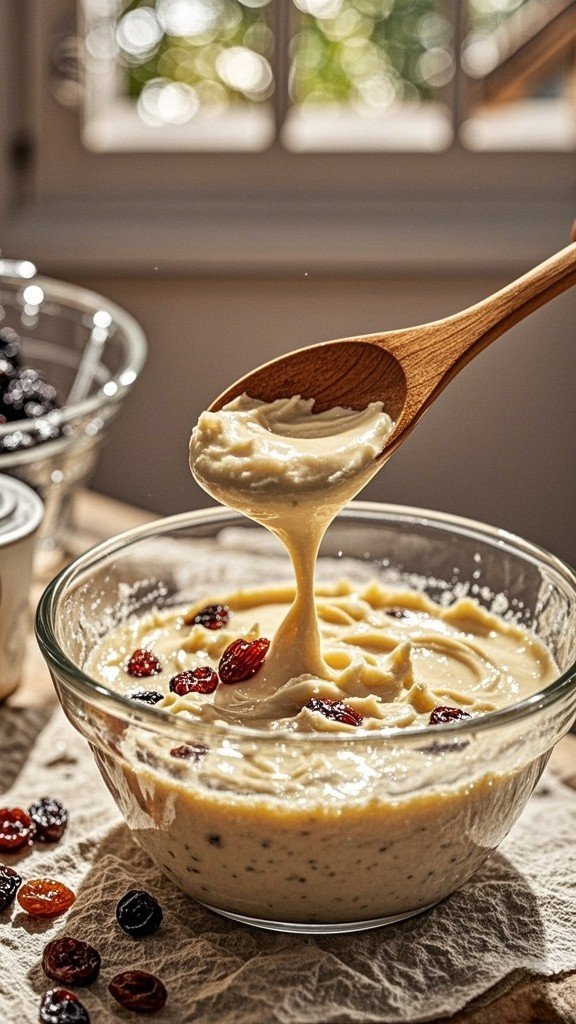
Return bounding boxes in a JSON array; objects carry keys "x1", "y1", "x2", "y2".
[
  {"x1": 380, "y1": 241, "x2": 576, "y2": 452},
  {"x1": 447, "y1": 241, "x2": 576, "y2": 364}
]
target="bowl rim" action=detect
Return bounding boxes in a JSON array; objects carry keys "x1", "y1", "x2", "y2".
[
  {"x1": 35, "y1": 500, "x2": 576, "y2": 745},
  {"x1": 0, "y1": 265, "x2": 147, "y2": 452}
]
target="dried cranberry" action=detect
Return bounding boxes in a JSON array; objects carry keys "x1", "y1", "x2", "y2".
[
  {"x1": 39, "y1": 988, "x2": 90, "y2": 1024},
  {"x1": 28, "y1": 798, "x2": 68, "y2": 843},
  {"x1": 429, "y1": 706, "x2": 472, "y2": 725},
  {"x1": 0, "y1": 807, "x2": 35, "y2": 851},
  {"x1": 108, "y1": 970, "x2": 167, "y2": 1013},
  {"x1": 43, "y1": 936, "x2": 101, "y2": 986},
  {"x1": 305, "y1": 698, "x2": 363, "y2": 727},
  {"x1": 218, "y1": 637, "x2": 270, "y2": 684},
  {"x1": 170, "y1": 743, "x2": 208, "y2": 762},
  {"x1": 116, "y1": 889, "x2": 163, "y2": 938},
  {"x1": 190, "y1": 603, "x2": 230, "y2": 630},
  {"x1": 126, "y1": 649, "x2": 162, "y2": 678},
  {"x1": 129, "y1": 690, "x2": 164, "y2": 705},
  {"x1": 18, "y1": 878, "x2": 75, "y2": 917},
  {"x1": 169, "y1": 667, "x2": 218, "y2": 696},
  {"x1": 0, "y1": 864, "x2": 22, "y2": 911}
]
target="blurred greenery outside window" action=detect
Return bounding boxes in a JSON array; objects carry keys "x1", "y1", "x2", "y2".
[{"x1": 80, "y1": 0, "x2": 576, "y2": 153}]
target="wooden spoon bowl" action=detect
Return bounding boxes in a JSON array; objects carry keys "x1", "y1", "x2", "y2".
[{"x1": 211, "y1": 242, "x2": 576, "y2": 459}]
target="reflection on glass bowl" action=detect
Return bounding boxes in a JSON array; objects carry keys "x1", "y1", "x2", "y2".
[
  {"x1": 36, "y1": 504, "x2": 576, "y2": 933},
  {"x1": 0, "y1": 260, "x2": 146, "y2": 553}
]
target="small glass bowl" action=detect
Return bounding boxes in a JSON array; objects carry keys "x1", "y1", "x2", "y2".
[
  {"x1": 36, "y1": 503, "x2": 576, "y2": 933},
  {"x1": 0, "y1": 260, "x2": 146, "y2": 552}
]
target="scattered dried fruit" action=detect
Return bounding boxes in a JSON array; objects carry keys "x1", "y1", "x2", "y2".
[
  {"x1": 28, "y1": 798, "x2": 68, "y2": 843},
  {"x1": 116, "y1": 889, "x2": 163, "y2": 938},
  {"x1": 169, "y1": 667, "x2": 218, "y2": 696},
  {"x1": 429, "y1": 706, "x2": 472, "y2": 725},
  {"x1": 129, "y1": 690, "x2": 164, "y2": 705},
  {"x1": 39, "y1": 987, "x2": 90, "y2": 1024},
  {"x1": 189, "y1": 603, "x2": 230, "y2": 630},
  {"x1": 126, "y1": 649, "x2": 162, "y2": 678},
  {"x1": 43, "y1": 936, "x2": 101, "y2": 986},
  {"x1": 0, "y1": 807, "x2": 35, "y2": 851},
  {"x1": 218, "y1": 637, "x2": 270, "y2": 684},
  {"x1": 0, "y1": 864, "x2": 22, "y2": 911},
  {"x1": 169, "y1": 743, "x2": 208, "y2": 762},
  {"x1": 304, "y1": 698, "x2": 363, "y2": 727},
  {"x1": 18, "y1": 878, "x2": 75, "y2": 917},
  {"x1": 108, "y1": 970, "x2": 167, "y2": 1013}
]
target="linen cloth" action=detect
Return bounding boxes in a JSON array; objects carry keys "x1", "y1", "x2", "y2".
[{"x1": 1, "y1": 707, "x2": 575, "y2": 1024}]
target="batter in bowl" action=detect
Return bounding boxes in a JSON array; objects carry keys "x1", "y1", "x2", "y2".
[{"x1": 84, "y1": 393, "x2": 557, "y2": 927}]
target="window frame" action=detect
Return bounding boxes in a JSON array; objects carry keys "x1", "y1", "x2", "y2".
[{"x1": 2, "y1": 0, "x2": 574, "y2": 276}]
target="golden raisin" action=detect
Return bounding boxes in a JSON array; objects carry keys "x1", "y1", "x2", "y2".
[{"x1": 17, "y1": 878, "x2": 75, "y2": 917}]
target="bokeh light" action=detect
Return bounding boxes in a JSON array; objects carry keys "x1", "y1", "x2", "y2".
[
  {"x1": 290, "y1": 0, "x2": 453, "y2": 109},
  {"x1": 111, "y1": 0, "x2": 540, "y2": 128},
  {"x1": 116, "y1": 0, "x2": 274, "y2": 119},
  {"x1": 137, "y1": 78, "x2": 200, "y2": 125},
  {"x1": 116, "y1": 8, "x2": 163, "y2": 61}
]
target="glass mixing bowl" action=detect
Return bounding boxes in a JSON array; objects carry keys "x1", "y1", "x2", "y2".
[
  {"x1": 0, "y1": 259, "x2": 146, "y2": 552},
  {"x1": 36, "y1": 503, "x2": 576, "y2": 933}
]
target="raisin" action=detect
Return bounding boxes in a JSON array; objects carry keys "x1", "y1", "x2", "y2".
[
  {"x1": 429, "y1": 706, "x2": 472, "y2": 725},
  {"x1": 43, "y1": 936, "x2": 101, "y2": 986},
  {"x1": 126, "y1": 649, "x2": 162, "y2": 678},
  {"x1": 129, "y1": 690, "x2": 164, "y2": 705},
  {"x1": 170, "y1": 743, "x2": 208, "y2": 762},
  {"x1": 169, "y1": 667, "x2": 218, "y2": 696},
  {"x1": 189, "y1": 603, "x2": 229, "y2": 630},
  {"x1": 18, "y1": 878, "x2": 75, "y2": 917},
  {"x1": 108, "y1": 970, "x2": 167, "y2": 1013},
  {"x1": 116, "y1": 889, "x2": 163, "y2": 938},
  {"x1": 218, "y1": 637, "x2": 270, "y2": 684},
  {"x1": 28, "y1": 798, "x2": 68, "y2": 843},
  {"x1": 305, "y1": 698, "x2": 363, "y2": 727},
  {"x1": 39, "y1": 988, "x2": 90, "y2": 1024},
  {"x1": 0, "y1": 864, "x2": 22, "y2": 911},
  {"x1": 0, "y1": 807, "x2": 35, "y2": 851}
]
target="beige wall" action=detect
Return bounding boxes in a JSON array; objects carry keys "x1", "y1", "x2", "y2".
[
  {"x1": 75, "y1": 272, "x2": 575, "y2": 565},
  {"x1": 0, "y1": 1, "x2": 18, "y2": 219}
]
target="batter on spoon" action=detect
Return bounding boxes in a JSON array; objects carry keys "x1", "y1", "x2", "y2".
[{"x1": 189, "y1": 394, "x2": 394, "y2": 715}]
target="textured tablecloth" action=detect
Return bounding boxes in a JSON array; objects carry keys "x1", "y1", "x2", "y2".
[{"x1": 1, "y1": 707, "x2": 576, "y2": 1024}]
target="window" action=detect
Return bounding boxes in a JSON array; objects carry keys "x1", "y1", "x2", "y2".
[
  {"x1": 3, "y1": 0, "x2": 574, "y2": 273},
  {"x1": 79, "y1": 0, "x2": 576, "y2": 152}
]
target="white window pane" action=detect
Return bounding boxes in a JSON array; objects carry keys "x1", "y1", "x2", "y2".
[
  {"x1": 284, "y1": 0, "x2": 454, "y2": 152},
  {"x1": 82, "y1": 0, "x2": 275, "y2": 151}
]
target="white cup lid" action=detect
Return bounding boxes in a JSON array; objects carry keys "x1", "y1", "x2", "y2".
[{"x1": 0, "y1": 475, "x2": 44, "y2": 545}]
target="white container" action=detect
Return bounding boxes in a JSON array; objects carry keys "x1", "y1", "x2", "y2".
[{"x1": 0, "y1": 475, "x2": 44, "y2": 700}]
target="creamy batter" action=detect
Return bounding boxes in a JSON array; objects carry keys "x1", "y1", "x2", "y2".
[
  {"x1": 84, "y1": 393, "x2": 558, "y2": 926},
  {"x1": 189, "y1": 395, "x2": 393, "y2": 700},
  {"x1": 88, "y1": 580, "x2": 555, "y2": 732}
]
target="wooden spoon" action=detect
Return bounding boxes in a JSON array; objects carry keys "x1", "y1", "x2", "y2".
[{"x1": 210, "y1": 242, "x2": 576, "y2": 459}]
